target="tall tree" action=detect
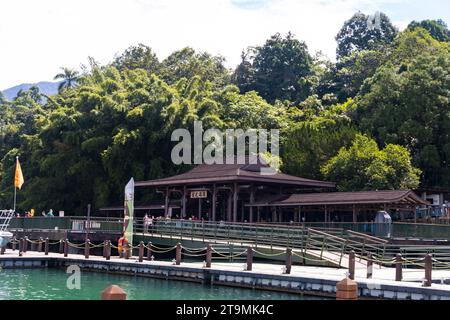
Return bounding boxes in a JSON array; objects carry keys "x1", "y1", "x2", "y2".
[
  {"x1": 336, "y1": 11, "x2": 397, "y2": 60},
  {"x1": 408, "y1": 19, "x2": 450, "y2": 42},
  {"x1": 54, "y1": 68, "x2": 80, "y2": 92},
  {"x1": 160, "y1": 47, "x2": 230, "y2": 88},
  {"x1": 354, "y1": 29, "x2": 450, "y2": 188},
  {"x1": 233, "y1": 32, "x2": 314, "y2": 104},
  {"x1": 113, "y1": 44, "x2": 160, "y2": 73},
  {"x1": 321, "y1": 134, "x2": 421, "y2": 191}
]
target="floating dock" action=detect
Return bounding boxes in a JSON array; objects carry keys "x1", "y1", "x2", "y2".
[{"x1": 1, "y1": 250, "x2": 450, "y2": 300}]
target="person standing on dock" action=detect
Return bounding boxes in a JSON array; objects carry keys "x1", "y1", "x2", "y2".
[
  {"x1": 118, "y1": 233, "x2": 129, "y2": 258},
  {"x1": 143, "y1": 214, "x2": 150, "y2": 233}
]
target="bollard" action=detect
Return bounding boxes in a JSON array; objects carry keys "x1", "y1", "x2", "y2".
[
  {"x1": 23, "y1": 237, "x2": 28, "y2": 253},
  {"x1": 105, "y1": 240, "x2": 111, "y2": 261},
  {"x1": 124, "y1": 243, "x2": 130, "y2": 259},
  {"x1": 138, "y1": 241, "x2": 144, "y2": 262},
  {"x1": 147, "y1": 242, "x2": 152, "y2": 261},
  {"x1": 336, "y1": 277, "x2": 358, "y2": 300},
  {"x1": 84, "y1": 239, "x2": 90, "y2": 259},
  {"x1": 348, "y1": 251, "x2": 355, "y2": 280},
  {"x1": 424, "y1": 253, "x2": 432, "y2": 287},
  {"x1": 19, "y1": 238, "x2": 24, "y2": 257},
  {"x1": 64, "y1": 239, "x2": 69, "y2": 257},
  {"x1": 59, "y1": 239, "x2": 64, "y2": 254},
  {"x1": 102, "y1": 240, "x2": 107, "y2": 258},
  {"x1": 38, "y1": 237, "x2": 43, "y2": 253},
  {"x1": 285, "y1": 248, "x2": 292, "y2": 274},
  {"x1": 246, "y1": 246, "x2": 253, "y2": 271},
  {"x1": 205, "y1": 244, "x2": 212, "y2": 268},
  {"x1": 45, "y1": 238, "x2": 49, "y2": 256},
  {"x1": 0, "y1": 246, "x2": 5, "y2": 255},
  {"x1": 175, "y1": 243, "x2": 182, "y2": 265},
  {"x1": 366, "y1": 252, "x2": 373, "y2": 279},
  {"x1": 395, "y1": 253, "x2": 403, "y2": 282},
  {"x1": 12, "y1": 237, "x2": 16, "y2": 251},
  {"x1": 101, "y1": 285, "x2": 127, "y2": 300}
]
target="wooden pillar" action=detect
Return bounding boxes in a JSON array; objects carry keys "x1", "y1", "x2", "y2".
[
  {"x1": 395, "y1": 254, "x2": 403, "y2": 281},
  {"x1": 424, "y1": 253, "x2": 432, "y2": 287},
  {"x1": 212, "y1": 184, "x2": 217, "y2": 222},
  {"x1": 64, "y1": 239, "x2": 69, "y2": 257},
  {"x1": 324, "y1": 205, "x2": 328, "y2": 223},
  {"x1": 44, "y1": 238, "x2": 49, "y2": 255},
  {"x1": 206, "y1": 244, "x2": 212, "y2": 268},
  {"x1": 182, "y1": 185, "x2": 187, "y2": 218},
  {"x1": 246, "y1": 246, "x2": 253, "y2": 271},
  {"x1": 164, "y1": 187, "x2": 169, "y2": 218},
  {"x1": 138, "y1": 241, "x2": 144, "y2": 262},
  {"x1": 348, "y1": 250, "x2": 355, "y2": 280},
  {"x1": 352, "y1": 205, "x2": 357, "y2": 223},
  {"x1": 285, "y1": 248, "x2": 292, "y2": 274},
  {"x1": 84, "y1": 239, "x2": 90, "y2": 259},
  {"x1": 198, "y1": 198, "x2": 202, "y2": 219},
  {"x1": 175, "y1": 243, "x2": 181, "y2": 265},
  {"x1": 249, "y1": 185, "x2": 254, "y2": 224},
  {"x1": 233, "y1": 183, "x2": 238, "y2": 223},
  {"x1": 38, "y1": 237, "x2": 43, "y2": 253},
  {"x1": 106, "y1": 240, "x2": 111, "y2": 260},
  {"x1": 257, "y1": 206, "x2": 260, "y2": 223}
]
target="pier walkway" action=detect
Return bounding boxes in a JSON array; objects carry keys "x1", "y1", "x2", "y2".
[{"x1": 1, "y1": 249, "x2": 450, "y2": 300}]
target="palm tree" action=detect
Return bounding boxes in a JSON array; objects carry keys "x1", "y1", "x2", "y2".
[{"x1": 54, "y1": 68, "x2": 80, "y2": 92}]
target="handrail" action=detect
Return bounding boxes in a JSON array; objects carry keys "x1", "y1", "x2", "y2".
[{"x1": 346, "y1": 230, "x2": 389, "y2": 244}]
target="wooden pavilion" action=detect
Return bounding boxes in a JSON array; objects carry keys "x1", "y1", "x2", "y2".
[{"x1": 133, "y1": 161, "x2": 429, "y2": 223}]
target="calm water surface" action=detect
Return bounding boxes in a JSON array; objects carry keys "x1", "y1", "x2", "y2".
[{"x1": 0, "y1": 268, "x2": 323, "y2": 300}]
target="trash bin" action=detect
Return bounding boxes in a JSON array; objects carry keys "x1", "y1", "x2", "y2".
[{"x1": 374, "y1": 211, "x2": 392, "y2": 238}]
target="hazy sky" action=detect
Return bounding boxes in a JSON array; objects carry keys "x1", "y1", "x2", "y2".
[{"x1": 0, "y1": 0, "x2": 449, "y2": 90}]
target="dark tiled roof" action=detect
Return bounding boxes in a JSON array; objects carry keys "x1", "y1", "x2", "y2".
[
  {"x1": 135, "y1": 161, "x2": 335, "y2": 188},
  {"x1": 246, "y1": 190, "x2": 429, "y2": 206}
]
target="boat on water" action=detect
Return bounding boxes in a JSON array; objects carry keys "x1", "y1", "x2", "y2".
[
  {"x1": 0, "y1": 210, "x2": 15, "y2": 248},
  {"x1": 0, "y1": 231, "x2": 13, "y2": 248}
]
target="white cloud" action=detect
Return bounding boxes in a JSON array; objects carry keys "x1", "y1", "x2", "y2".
[{"x1": 0, "y1": 0, "x2": 409, "y2": 89}]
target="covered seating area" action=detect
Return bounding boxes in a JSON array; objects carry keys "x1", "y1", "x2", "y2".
[{"x1": 245, "y1": 189, "x2": 430, "y2": 223}]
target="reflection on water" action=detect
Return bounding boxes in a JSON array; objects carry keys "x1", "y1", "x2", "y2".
[{"x1": 0, "y1": 268, "x2": 325, "y2": 300}]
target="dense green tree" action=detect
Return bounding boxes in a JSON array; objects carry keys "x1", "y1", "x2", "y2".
[
  {"x1": 233, "y1": 32, "x2": 314, "y2": 104},
  {"x1": 321, "y1": 134, "x2": 421, "y2": 191},
  {"x1": 408, "y1": 19, "x2": 450, "y2": 42},
  {"x1": 160, "y1": 47, "x2": 230, "y2": 88},
  {"x1": 113, "y1": 44, "x2": 160, "y2": 73},
  {"x1": 336, "y1": 11, "x2": 397, "y2": 60},
  {"x1": 354, "y1": 29, "x2": 450, "y2": 188}
]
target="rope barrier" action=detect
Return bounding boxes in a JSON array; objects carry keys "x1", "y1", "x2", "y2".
[
  {"x1": 211, "y1": 248, "x2": 247, "y2": 258},
  {"x1": 252, "y1": 248, "x2": 286, "y2": 257}
]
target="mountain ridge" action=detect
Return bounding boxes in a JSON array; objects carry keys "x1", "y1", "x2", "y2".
[{"x1": 1, "y1": 81, "x2": 61, "y2": 101}]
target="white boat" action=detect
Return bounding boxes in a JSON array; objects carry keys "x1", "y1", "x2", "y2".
[
  {"x1": 0, "y1": 231, "x2": 13, "y2": 248},
  {"x1": 0, "y1": 210, "x2": 15, "y2": 248}
]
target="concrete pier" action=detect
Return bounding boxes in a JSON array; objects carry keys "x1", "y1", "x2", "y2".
[{"x1": 1, "y1": 249, "x2": 450, "y2": 300}]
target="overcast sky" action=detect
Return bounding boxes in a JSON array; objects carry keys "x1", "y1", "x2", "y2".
[{"x1": 0, "y1": 0, "x2": 449, "y2": 90}]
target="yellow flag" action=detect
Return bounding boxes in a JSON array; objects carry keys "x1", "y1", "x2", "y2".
[{"x1": 14, "y1": 157, "x2": 24, "y2": 190}]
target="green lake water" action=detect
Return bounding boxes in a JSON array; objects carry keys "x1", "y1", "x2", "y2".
[{"x1": 0, "y1": 268, "x2": 323, "y2": 300}]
